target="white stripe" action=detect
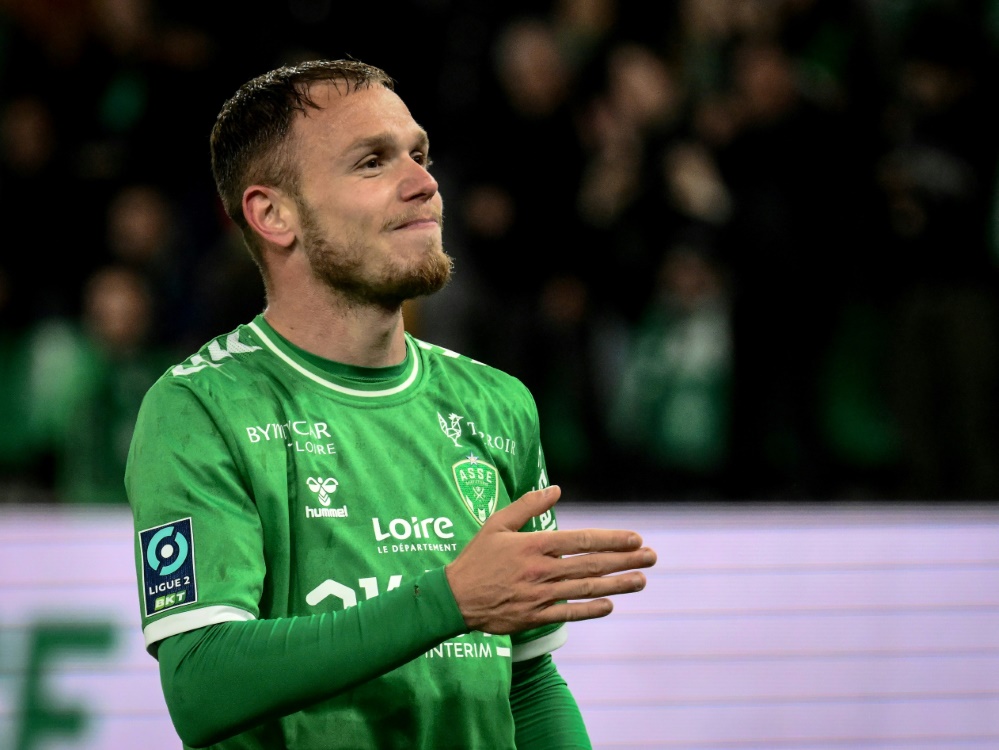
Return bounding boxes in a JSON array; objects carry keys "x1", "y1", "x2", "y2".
[
  {"x1": 496, "y1": 646, "x2": 512, "y2": 657},
  {"x1": 248, "y1": 321, "x2": 420, "y2": 397},
  {"x1": 511, "y1": 625, "x2": 568, "y2": 662},
  {"x1": 225, "y1": 330, "x2": 261, "y2": 354},
  {"x1": 143, "y1": 604, "x2": 255, "y2": 651}
]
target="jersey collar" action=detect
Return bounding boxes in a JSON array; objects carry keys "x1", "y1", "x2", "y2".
[{"x1": 247, "y1": 317, "x2": 420, "y2": 398}]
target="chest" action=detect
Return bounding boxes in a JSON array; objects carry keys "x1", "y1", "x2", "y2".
[{"x1": 230, "y1": 397, "x2": 526, "y2": 614}]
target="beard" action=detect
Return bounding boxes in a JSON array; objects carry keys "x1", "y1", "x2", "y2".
[{"x1": 297, "y1": 197, "x2": 452, "y2": 309}]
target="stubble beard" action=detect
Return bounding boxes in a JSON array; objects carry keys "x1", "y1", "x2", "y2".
[{"x1": 298, "y1": 198, "x2": 453, "y2": 310}]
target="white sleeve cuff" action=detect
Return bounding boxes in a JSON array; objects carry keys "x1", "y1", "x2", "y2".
[
  {"x1": 511, "y1": 624, "x2": 568, "y2": 662},
  {"x1": 143, "y1": 605, "x2": 255, "y2": 653}
]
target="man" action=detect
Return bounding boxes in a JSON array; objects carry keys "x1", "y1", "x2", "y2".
[{"x1": 125, "y1": 59, "x2": 657, "y2": 750}]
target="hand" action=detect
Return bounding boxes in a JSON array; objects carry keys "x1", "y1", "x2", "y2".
[{"x1": 445, "y1": 485, "x2": 657, "y2": 634}]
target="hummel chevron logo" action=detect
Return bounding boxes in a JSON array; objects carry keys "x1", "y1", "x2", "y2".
[{"x1": 172, "y1": 332, "x2": 262, "y2": 376}]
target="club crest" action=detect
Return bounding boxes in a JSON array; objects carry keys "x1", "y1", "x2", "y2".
[{"x1": 452, "y1": 454, "x2": 499, "y2": 524}]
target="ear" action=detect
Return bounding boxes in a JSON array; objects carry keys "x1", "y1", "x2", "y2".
[{"x1": 242, "y1": 185, "x2": 297, "y2": 249}]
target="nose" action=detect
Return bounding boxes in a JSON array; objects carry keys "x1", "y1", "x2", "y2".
[{"x1": 400, "y1": 156, "x2": 438, "y2": 201}]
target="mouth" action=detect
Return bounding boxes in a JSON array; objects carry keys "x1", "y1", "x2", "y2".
[{"x1": 390, "y1": 214, "x2": 442, "y2": 231}]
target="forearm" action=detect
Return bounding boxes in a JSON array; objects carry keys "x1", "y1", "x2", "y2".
[
  {"x1": 510, "y1": 654, "x2": 592, "y2": 750},
  {"x1": 157, "y1": 567, "x2": 466, "y2": 748}
]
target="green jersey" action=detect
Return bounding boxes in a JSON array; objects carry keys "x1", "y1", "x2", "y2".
[{"x1": 126, "y1": 314, "x2": 565, "y2": 749}]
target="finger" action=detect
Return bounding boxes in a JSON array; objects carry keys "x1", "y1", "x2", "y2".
[
  {"x1": 489, "y1": 485, "x2": 561, "y2": 532},
  {"x1": 553, "y1": 548, "x2": 657, "y2": 580},
  {"x1": 536, "y1": 599, "x2": 615, "y2": 624},
  {"x1": 541, "y1": 528, "x2": 645, "y2": 556},
  {"x1": 549, "y1": 571, "x2": 648, "y2": 602}
]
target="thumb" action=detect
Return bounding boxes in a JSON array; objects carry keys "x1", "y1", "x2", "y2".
[{"x1": 490, "y1": 485, "x2": 561, "y2": 531}]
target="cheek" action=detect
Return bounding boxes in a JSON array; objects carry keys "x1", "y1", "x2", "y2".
[{"x1": 335, "y1": 198, "x2": 386, "y2": 233}]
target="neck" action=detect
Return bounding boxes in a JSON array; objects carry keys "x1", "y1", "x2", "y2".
[{"x1": 262, "y1": 286, "x2": 408, "y2": 367}]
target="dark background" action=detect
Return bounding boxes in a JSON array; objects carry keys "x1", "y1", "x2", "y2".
[{"x1": 2, "y1": 0, "x2": 998, "y2": 505}]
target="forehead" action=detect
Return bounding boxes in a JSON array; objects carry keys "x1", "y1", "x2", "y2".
[{"x1": 290, "y1": 82, "x2": 423, "y2": 153}]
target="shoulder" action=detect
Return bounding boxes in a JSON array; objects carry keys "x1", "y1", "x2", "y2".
[
  {"x1": 167, "y1": 324, "x2": 267, "y2": 380},
  {"x1": 140, "y1": 324, "x2": 269, "y2": 409},
  {"x1": 142, "y1": 324, "x2": 271, "y2": 403},
  {"x1": 410, "y1": 335, "x2": 535, "y2": 404}
]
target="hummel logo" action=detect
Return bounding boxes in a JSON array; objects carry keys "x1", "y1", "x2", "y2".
[
  {"x1": 305, "y1": 477, "x2": 347, "y2": 519},
  {"x1": 307, "y1": 477, "x2": 339, "y2": 506},
  {"x1": 173, "y1": 332, "x2": 262, "y2": 376}
]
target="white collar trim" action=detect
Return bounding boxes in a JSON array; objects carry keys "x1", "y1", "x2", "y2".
[{"x1": 247, "y1": 321, "x2": 419, "y2": 397}]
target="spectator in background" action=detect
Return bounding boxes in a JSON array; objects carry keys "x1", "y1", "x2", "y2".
[
  {"x1": 608, "y1": 241, "x2": 733, "y2": 499},
  {"x1": 101, "y1": 182, "x2": 204, "y2": 346},
  {"x1": 875, "y1": 7, "x2": 999, "y2": 500},
  {"x1": 457, "y1": 15, "x2": 588, "y2": 382},
  {"x1": 0, "y1": 95, "x2": 84, "y2": 319},
  {"x1": 26, "y1": 266, "x2": 174, "y2": 503},
  {"x1": 455, "y1": 15, "x2": 601, "y2": 491},
  {"x1": 817, "y1": 298, "x2": 902, "y2": 499},
  {"x1": 709, "y1": 35, "x2": 858, "y2": 499},
  {"x1": 574, "y1": 37, "x2": 736, "y2": 497},
  {"x1": 550, "y1": 0, "x2": 619, "y2": 76},
  {"x1": 69, "y1": 0, "x2": 217, "y2": 189},
  {"x1": 0, "y1": 267, "x2": 44, "y2": 500},
  {"x1": 576, "y1": 41, "x2": 689, "y2": 323}
]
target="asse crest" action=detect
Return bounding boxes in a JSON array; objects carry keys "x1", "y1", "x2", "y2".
[{"x1": 452, "y1": 454, "x2": 499, "y2": 524}]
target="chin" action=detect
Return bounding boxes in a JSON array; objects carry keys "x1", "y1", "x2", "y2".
[{"x1": 395, "y1": 248, "x2": 453, "y2": 299}]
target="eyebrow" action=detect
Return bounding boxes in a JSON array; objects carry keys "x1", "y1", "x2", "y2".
[{"x1": 344, "y1": 130, "x2": 430, "y2": 158}]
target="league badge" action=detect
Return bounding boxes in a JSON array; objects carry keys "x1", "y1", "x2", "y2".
[{"x1": 139, "y1": 518, "x2": 197, "y2": 617}]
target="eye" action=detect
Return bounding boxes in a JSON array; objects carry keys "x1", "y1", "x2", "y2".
[
  {"x1": 361, "y1": 155, "x2": 381, "y2": 169},
  {"x1": 412, "y1": 151, "x2": 433, "y2": 168}
]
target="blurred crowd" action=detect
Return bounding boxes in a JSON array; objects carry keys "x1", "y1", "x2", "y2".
[{"x1": 1, "y1": 0, "x2": 998, "y2": 504}]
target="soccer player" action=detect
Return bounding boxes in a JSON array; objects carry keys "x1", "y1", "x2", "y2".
[{"x1": 125, "y1": 59, "x2": 657, "y2": 749}]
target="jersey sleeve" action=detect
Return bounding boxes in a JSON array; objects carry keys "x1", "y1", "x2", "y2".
[
  {"x1": 157, "y1": 567, "x2": 468, "y2": 748},
  {"x1": 510, "y1": 654, "x2": 591, "y2": 748},
  {"x1": 510, "y1": 392, "x2": 568, "y2": 661},
  {"x1": 126, "y1": 376, "x2": 265, "y2": 652}
]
